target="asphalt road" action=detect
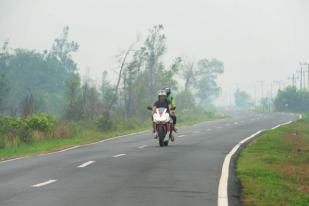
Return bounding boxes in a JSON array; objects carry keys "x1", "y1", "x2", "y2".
[{"x1": 0, "y1": 112, "x2": 298, "y2": 206}]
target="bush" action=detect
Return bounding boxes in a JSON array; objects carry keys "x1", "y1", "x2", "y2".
[
  {"x1": 0, "y1": 116, "x2": 25, "y2": 148},
  {"x1": 96, "y1": 114, "x2": 112, "y2": 131},
  {"x1": 0, "y1": 116, "x2": 24, "y2": 133},
  {"x1": 25, "y1": 114, "x2": 55, "y2": 131}
]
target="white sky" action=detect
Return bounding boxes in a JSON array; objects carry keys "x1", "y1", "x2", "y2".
[{"x1": 1, "y1": 0, "x2": 309, "y2": 104}]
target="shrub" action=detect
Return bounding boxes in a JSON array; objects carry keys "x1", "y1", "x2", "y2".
[
  {"x1": 96, "y1": 114, "x2": 112, "y2": 131},
  {"x1": 0, "y1": 116, "x2": 24, "y2": 133},
  {"x1": 0, "y1": 116, "x2": 25, "y2": 147},
  {"x1": 25, "y1": 114, "x2": 55, "y2": 131}
]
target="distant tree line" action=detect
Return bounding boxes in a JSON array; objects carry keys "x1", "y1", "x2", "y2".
[
  {"x1": 0, "y1": 25, "x2": 224, "y2": 125},
  {"x1": 274, "y1": 86, "x2": 309, "y2": 112}
]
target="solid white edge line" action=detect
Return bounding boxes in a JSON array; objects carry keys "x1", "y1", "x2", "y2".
[
  {"x1": 217, "y1": 120, "x2": 294, "y2": 206},
  {"x1": 31, "y1": 179, "x2": 57, "y2": 188},
  {"x1": 113, "y1": 154, "x2": 126, "y2": 158},
  {"x1": 78, "y1": 160, "x2": 95, "y2": 168}
]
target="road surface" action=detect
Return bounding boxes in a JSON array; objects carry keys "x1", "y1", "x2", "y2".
[{"x1": 0, "y1": 112, "x2": 297, "y2": 206}]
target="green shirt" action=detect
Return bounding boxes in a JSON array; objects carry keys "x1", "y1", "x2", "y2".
[{"x1": 167, "y1": 95, "x2": 176, "y2": 110}]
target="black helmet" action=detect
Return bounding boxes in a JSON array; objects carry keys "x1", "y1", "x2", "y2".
[{"x1": 165, "y1": 87, "x2": 171, "y2": 96}]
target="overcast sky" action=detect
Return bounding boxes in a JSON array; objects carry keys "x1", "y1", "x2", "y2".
[{"x1": 1, "y1": 0, "x2": 309, "y2": 104}]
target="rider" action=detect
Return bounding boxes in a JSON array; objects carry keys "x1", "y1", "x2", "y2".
[
  {"x1": 152, "y1": 90, "x2": 175, "y2": 141},
  {"x1": 165, "y1": 87, "x2": 177, "y2": 132}
]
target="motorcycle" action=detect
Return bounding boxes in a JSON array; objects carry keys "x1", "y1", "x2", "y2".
[{"x1": 148, "y1": 106, "x2": 173, "y2": 147}]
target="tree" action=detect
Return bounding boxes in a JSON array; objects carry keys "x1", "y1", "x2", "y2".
[
  {"x1": 0, "y1": 74, "x2": 10, "y2": 114},
  {"x1": 81, "y1": 81, "x2": 104, "y2": 120},
  {"x1": 181, "y1": 60, "x2": 195, "y2": 92},
  {"x1": 195, "y1": 58, "x2": 224, "y2": 105},
  {"x1": 122, "y1": 48, "x2": 145, "y2": 116},
  {"x1": 64, "y1": 74, "x2": 82, "y2": 119},
  {"x1": 234, "y1": 89, "x2": 252, "y2": 109},
  {"x1": 50, "y1": 26, "x2": 79, "y2": 73},
  {"x1": 274, "y1": 86, "x2": 309, "y2": 112},
  {"x1": 143, "y1": 25, "x2": 166, "y2": 103},
  {"x1": 101, "y1": 71, "x2": 116, "y2": 110}
]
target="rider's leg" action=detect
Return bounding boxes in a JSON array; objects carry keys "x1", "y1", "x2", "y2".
[
  {"x1": 169, "y1": 123, "x2": 175, "y2": 141},
  {"x1": 172, "y1": 115, "x2": 177, "y2": 132}
]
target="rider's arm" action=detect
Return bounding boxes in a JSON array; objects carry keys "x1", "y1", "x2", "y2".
[
  {"x1": 168, "y1": 104, "x2": 174, "y2": 116},
  {"x1": 171, "y1": 97, "x2": 176, "y2": 110},
  {"x1": 152, "y1": 106, "x2": 157, "y2": 114}
]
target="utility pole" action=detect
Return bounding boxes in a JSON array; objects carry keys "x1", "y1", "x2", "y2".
[
  {"x1": 299, "y1": 62, "x2": 309, "y2": 90},
  {"x1": 297, "y1": 63, "x2": 303, "y2": 90},
  {"x1": 288, "y1": 73, "x2": 295, "y2": 87},
  {"x1": 257, "y1": 80, "x2": 264, "y2": 102},
  {"x1": 306, "y1": 62, "x2": 309, "y2": 91}
]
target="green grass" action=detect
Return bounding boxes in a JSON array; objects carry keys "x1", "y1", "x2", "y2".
[
  {"x1": 237, "y1": 114, "x2": 309, "y2": 206},
  {"x1": 0, "y1": 113, "x2": 222, "y2": 160}
]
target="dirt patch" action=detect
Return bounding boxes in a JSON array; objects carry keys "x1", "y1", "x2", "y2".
[
  {"x1": 298, "y1": 184, "x2": 309, "y2": 193},
  {"x1": 284, "y1": 132, "x2": 308, "y2": 153}
]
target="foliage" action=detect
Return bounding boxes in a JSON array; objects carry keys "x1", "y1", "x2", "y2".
[
  {"x1": 0, "y1": 24, "x2": 225, "y2": 151},
  {"x1": 195, "y1": 58, "x2": 224, "y2": 105},
  {"x1": 0, "y1": 27, "x2": 78, "y2": 116},
  {"x1": 274, "y1": 86, "x2": 309, "y2": 112},
  {"x1": 0, "y1": 116, "x2": 24, "y2": 134},
  {"x1": 25, "y1": 114, "x2": 55, "y2": 131},
  {"x1": 96, "y1": 114, "x2": 112, "y2": 131},
  {"x1": 0, "y1": 74, "x2": 10, "y2": 113},
  {"x1": 234, "y1": 89, "x2": 252, "y2": 109}
]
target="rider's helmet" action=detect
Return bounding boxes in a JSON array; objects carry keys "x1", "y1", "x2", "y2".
[
  {"x1": 165, "y1": 87, "x2": 171, "y2": 96},
  {"x1": 158, "y1": 90, "x2": 167, "y2": 97}
]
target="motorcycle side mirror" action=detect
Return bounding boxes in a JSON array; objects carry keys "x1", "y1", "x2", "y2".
[{"x1": 146, "y1": 106, "x2": 152, "y2": 111}]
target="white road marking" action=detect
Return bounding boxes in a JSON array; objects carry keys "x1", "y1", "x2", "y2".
[
  {"x1": 271, "y1": 125, "x2": 281, "y2": 130},
  {"x1": 207, "y1": 128, "x2": 212, "y2": 131},
  {"x1": 217, "y1": 126, "x2": 222, "y2": 129},
  {"x1": 178, "y1": 134, "x2": 186, "y2": 138},
  {"x1": 0, "y1": 156, "x2": 29, "y2": 165},
  {"x1": 138, "y1": 145, "x2": 148, "y2": 149},
  {"x1": 31, "y1": 179, "x2": 57, "y2": 188},
  {"x1": 78, "y1": 160, "x2": 95, "y2": 168},
  {"x1": 299, "y1": 114, "x2": 303, "y2": 119},
  {"x1": 234, "y1": 122, "x2": 238, "y2": 125},
  {"x1": 225, "y1": 124, "x2": 230, "y2": 127},
  {"x1": 218, "y1": 120, "x2": 294, "y2": 206},
  {"x1": 113, "y1": 154, "x2": 126, "y2": 158}
]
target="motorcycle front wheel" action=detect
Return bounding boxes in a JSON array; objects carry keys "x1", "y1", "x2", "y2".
[{"x1": 157, "y1": 126, "x2": 166, "y2": 147}]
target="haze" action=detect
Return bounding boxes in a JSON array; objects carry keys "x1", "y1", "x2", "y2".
[{"x1": 1, "y1": 0, "x2": 308, "y2": 103}]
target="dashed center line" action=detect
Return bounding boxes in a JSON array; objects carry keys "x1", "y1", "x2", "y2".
[
  {"x1": 78, "y1": 160, "x2": 95, "y2": 168},
  {"x1": 234, "y1": 122, "x2": 239, "y2": 125},
  {"x1": 138, "y1": 145, "x2": 148, "y2": 149},
  {"x1": 31, "y1": 179, "x2": 57, "y2": 188},
  {"x1": 178, "y1": 134, "x2": 186, "y2": 137},
  {"x1": 113, "y1": 154, "x2": 126, "y2": 158},
  {"x1": 217, "y1": 126, "x2": 222, "y2": 129}
]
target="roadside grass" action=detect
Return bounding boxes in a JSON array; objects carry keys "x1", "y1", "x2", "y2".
[
  {"x1": 0, "y1": 113, "x2": 223, "y2": 160},
  {"x1": 237, "y1": 114, "x2": 309, "y2": 206}
]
